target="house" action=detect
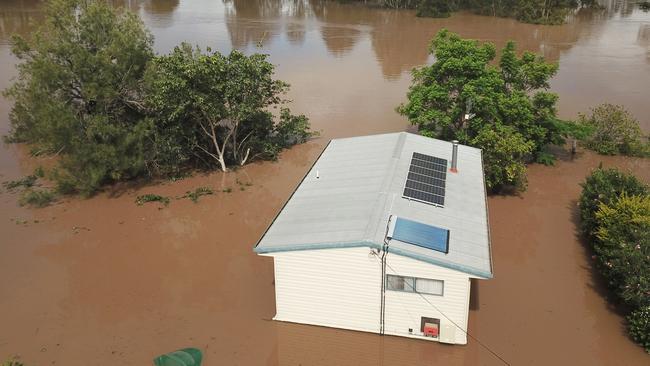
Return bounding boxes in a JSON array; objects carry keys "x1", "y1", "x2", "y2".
[{"x1": 253, "y1": 132, "x2": 493, "y2": 345}]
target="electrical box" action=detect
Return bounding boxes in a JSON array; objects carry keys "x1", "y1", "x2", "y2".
[{"x1": 439, "y1": 323, "x2": 456, "y2": 344}]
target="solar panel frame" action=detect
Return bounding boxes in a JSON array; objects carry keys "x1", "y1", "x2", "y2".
[{"x1": 403, "y1": 152, "x2": 447, "y2": 206}]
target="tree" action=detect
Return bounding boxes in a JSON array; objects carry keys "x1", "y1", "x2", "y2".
[
  {"x1": 472, "y1": 124, "x2": 534, "y2": 191},
  {"x1": 578, "y1": 104, "x2": 648, "y2": 157},
  {"x1": 145, "y1": 44, "x2": 314, "y2": 172},
  {"x1": 4, "y1": 0, "x2": 154, "y2": 195},
  {"x1": 398, "y1": 30, "x2": 565, "y2": 191}
]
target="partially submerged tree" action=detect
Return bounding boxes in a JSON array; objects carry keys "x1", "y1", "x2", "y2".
[
  {"x1": 4, "y1": 0, "x2": 313, "y2": 195},
  {"x1": 577, "y1": 104, "x2": 648, "y2": 157},
  {"x1": 398, "y1": 29, "x2": 565, "y2": 191},
  {"x1": 4, "y1": 0, "x2": 154, "y2": 194},
  {"x1": 145, "y1": 44, "x2": 314, "y2": 172}
]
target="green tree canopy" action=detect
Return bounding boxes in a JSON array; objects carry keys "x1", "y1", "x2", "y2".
[
  {"x1": 398, "y1": 29, "x2": 565, "y2": 191},
  {"x1": 4, "y1": 0, "x2": 154, "y2": 195},
  {"x1": 145, "y1": 44, "x2": 314, "y2": 173},
  {"x1": 4, "y1": 0, "x2": 314, "y2": 195}
]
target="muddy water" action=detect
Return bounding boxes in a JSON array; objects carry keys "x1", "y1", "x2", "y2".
[{"x1": 1, "y1": 0, "x2": 650, "y2": 365}]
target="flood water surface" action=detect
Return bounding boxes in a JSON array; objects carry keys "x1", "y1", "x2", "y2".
[{"x1": 1, "y1": 1, "x2": 649, "y2": 365}]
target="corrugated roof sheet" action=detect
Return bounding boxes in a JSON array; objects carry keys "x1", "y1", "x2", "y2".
[{"x1": 254, "y1": 132, "x2": 493, "y2": 279}]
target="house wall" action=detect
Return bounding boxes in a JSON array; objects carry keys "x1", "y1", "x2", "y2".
[
  {"x1": 269, "y1": 247, "x2": 383, "y2": 334},
  {"x1": 384, "y1": 252, "x2": 471, "y2": 344},
  {"x1": 267, "y1": 247, "x2": 471, "y2": 345}
]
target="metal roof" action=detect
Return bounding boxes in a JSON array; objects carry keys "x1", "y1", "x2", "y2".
[{"x1": 254, "y1": 132, "x2": 493, "y2": 279}]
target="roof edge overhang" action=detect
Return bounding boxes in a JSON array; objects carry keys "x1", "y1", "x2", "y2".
[{"x1": 254, "y1": 240, "x2": 493, "y2": 279}]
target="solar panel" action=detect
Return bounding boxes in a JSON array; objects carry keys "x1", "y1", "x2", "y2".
[
  {"x1": 403, "y1": 152, "x2": 447, "y2": 206},
  {"x1": 390, "y1": 217, "x2": 449, "y2": 254}
]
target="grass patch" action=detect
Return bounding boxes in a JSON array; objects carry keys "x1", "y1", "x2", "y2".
[
  {"x1": 3, "y1": 175, "x2": 37, "y2": 190},
  {"x1": 183, "y1": 187, "x2": 214, "y2": 203},
  {"x1": 135, "y1": 194, "x2": 170, "y2": 206},
  {"x1": 19, "y1": 189, "x2": 56, "y2": 208},
  {"x1": 222, "y1": 187, "x2": 232, "y2": 193}
]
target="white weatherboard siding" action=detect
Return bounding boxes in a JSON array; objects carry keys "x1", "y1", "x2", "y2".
[
  {"x1": 384, "y1": 252, "x2": 471, "y2": 344},
  {"x1": 270, "y1": 247, "x2": 383, "y2": 334},
  {"x1": 268, "y1": 247, "x2": 471, "y2": 344}
]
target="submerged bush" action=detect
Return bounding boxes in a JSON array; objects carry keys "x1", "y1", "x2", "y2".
[
  {"x1": 3, "y1": 175, "x2": 37, "y2": 190},
  {"x1": 579, "y1": 168, "x2": 650, "y2": 353},
  {"x1": 2, "y1": 358, "x2": 24, "y2": 366},
  {"x1": 579, "y1": 168, "x2": 649, "y2": 241},
  {"x1": 135, "y1": 194, "x2": 170, "y2": 206},
  {"x1": 19, "y1": 189, "x2": 56, "y2": 208},
  {"x1": 184, "y1": 187, "x2": 214, "y2": 203},
  {"x1": 628, "y1": 306, "x2": 650, "y2": 352},
  {"x1": 578, "y1": 104, "x2": 648, "y2": 156}
]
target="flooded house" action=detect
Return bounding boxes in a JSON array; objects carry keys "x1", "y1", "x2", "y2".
[{"x1": 254, "y1": 132, "x2": 493, "y2": 345}]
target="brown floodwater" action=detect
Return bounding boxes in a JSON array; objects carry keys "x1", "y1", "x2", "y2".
[{"x1": 1, "y1": 1, "x2": 649, "y2": 365}]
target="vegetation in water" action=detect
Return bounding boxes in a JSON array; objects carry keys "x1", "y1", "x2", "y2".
[
  {"x1": 339, "y1": 0, "x2": 600, "y2": 25},
  {"x1": 19, "y1": 189, "x2": 57, "y2": 208},
  {"x1": 398, "y1": 30, "x2": 569, "y2": 192},
  {"x1": 3, "y1": 175, "x2": 37, "y2": 191},
  {"x1": 183, "y1": 187, "x2": 214, "y2": 203},
  {"x1": 579, "y1": 168, "x2": 650, "y2": 352},
  {"x1": 3, "y1": 0, "x2": 314, "y2": 196},
  {"x1": 576, "y1": 104, "x2": 649, "y2": 157},
  {"x1": 135, "y1": 194, "x2": 170, "y2": 206},
  {"x1": 2, "y1": 358, "x2": 24, "y2": 366}
]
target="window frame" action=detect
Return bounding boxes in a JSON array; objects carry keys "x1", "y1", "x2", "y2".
[{"x1": 386, "y1": 274, "x2": 444, "y2": 296}]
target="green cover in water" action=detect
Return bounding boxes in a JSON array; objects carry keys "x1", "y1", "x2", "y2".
[{"x1": 153, "y1": 348, "x2": 202, "y2": 366}]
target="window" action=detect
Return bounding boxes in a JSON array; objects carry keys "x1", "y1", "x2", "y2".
[
  {"x1": 416, "y1": 278, "x2": 444, "y2": 295},
  {"x1": 386, "y1": 275, "x2": 444, "y2": 296}
]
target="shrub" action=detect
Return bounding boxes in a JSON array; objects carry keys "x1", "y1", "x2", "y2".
[
  {"x1": 578, "y1": 104, "x2": 648, "y2": 156},
  {"x1": 2, "y1": 357, "x2": 24, "y2": 366},
  {"x1": 471, "y1": 124, "x2": 534, "y2": 192},
  {"x1": 628, "y1": 306, "x2": 650, "y2": 352},
  {"x1": 135, "y1": 194, "x2": 170, "y2": 206},
  {"x1": 579, "y1": 168, "x2": 650, "y2": 353},
  {"x1": 184, "y1": 187, "x2": 214, "y2": 203},
  {"x1": 594, "y1": 194, "x2": 650, "y2": 309},
  {"x1": 3, "y1": 175, "x2": 37, "y2": 190},
  {"x1": 579, "y1": 167, "x2": 648, "y2": 241},
  {"x1": 19, "y1": 189, "x2": 56, "y2": 208}
]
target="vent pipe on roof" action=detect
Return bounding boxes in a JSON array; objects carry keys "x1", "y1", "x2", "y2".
[{"x1": 450, "y1": 140, "x2": 459, "y2": 173}]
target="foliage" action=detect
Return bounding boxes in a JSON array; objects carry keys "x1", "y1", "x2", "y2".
[
  {"x1": 2, "y1": 358, "x2": 24, "y2": 366},
  {"x1": 144, "y1": 44, "x2": 315, "y2": 173},
  {"x1": 416, "y1": 0, "x2": 457, "y2": 17},
  {"x1": 153, "y1": 348, "x2": 202, "y2": 366},
  {"x1": 577, "y1": 104, "x2": 648, "y2": 157},
  {"x1": 628, "y1": 306, "x2": 650, "y2": 352},
  {"x1": 184, "y1": 187, "x2": 214, "y2": 203},
  {"x1": 3, "y1": 0, "x2": 154, "y2": 195},
  {"x1": 579, "y1": 168, "x2": 650, "y2": 353},
  {"x1": 340, "y1": 0, "x2": 595, "y2": 24},
  {"x1": 594, "y1": 194, "x2": 650, "y2": 309},
  {"x1": 19, "y1": 189, "x2": 57, "y2": 208},
  {"x1": 579, "y1": 167, "x2": 649, "y2": 241},
  {"x1": 471, "y1": 124, "x2": 533, "y2": 191},
  {"x1": 398, "y1": 30, "x2": 564, "y2": 192},
  {"x1": 33, "y1": 166, "x2": 45, "y2": 178},
  {"x1": 135, "y1": 194, "x2": 170, "y2": 206},
  {"x1": 3, "y1": 175, "x2": 37, "y2": 190},
  {"x1": 4, "y1": 0, "x2": 313, "y2": 196}
]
